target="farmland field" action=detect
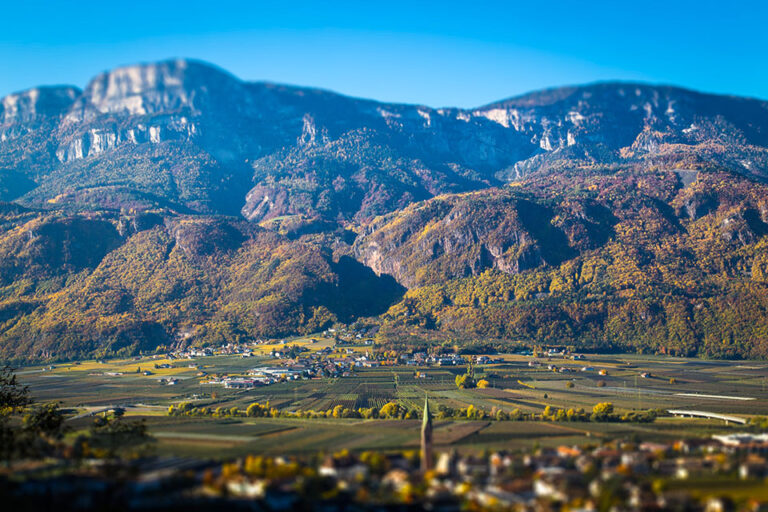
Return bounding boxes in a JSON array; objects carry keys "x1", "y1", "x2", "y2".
[{"x1": 17, "y1": 345, "x2": 768, "y2": 459}]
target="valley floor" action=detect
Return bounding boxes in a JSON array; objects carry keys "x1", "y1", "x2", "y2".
[{"x1": 17, "y1": 339, "x2": 768, "y2": 457}]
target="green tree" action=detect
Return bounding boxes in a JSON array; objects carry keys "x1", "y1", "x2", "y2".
[
  {"x1": 18, "y1": 403, "x2": 68, "y2": 458},
  {"x1": 23, "y1": 403, "x2": 67, "y2": 442},
  {"x1": 87, "y1": 412, "x2": 152, "y2": 459},
  {"x1": 0, "y1": 367, "x2": 59, "y2": 464},
  {"x1": 0, "y1": 365, "x2": 31, "y2": 409}
]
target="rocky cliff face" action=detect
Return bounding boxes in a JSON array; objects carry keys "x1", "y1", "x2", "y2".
[{"x1": 478, "y1": 84, "x2": 768, "y2": 180}]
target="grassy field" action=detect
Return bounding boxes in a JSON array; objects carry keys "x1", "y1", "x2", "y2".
[
  {"x1": 59, "y1": 412, "x2": 748, "y2": 459},
  {"x1": 17, "y1": 346, "x2": 768, "y2": 458}
]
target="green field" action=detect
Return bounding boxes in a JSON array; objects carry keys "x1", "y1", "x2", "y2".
[{"x1": 18, "y1": 349, "x2": 768, "y2": 458}]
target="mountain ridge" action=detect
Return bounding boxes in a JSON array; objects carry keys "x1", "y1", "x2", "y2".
[
  {"x1": 3, "y1": 59, "x2": 768, "y2": 219},
  {"x1": 484, "y1": 80, "x2": 768, "y2": 109},
  {"x1": 8, "y1": 59, "x2": 768, "y2": 112}
]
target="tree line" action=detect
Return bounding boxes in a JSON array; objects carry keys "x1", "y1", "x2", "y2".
[{"x1": 168, "y1": 400, "x2": 658, "y2": 423}]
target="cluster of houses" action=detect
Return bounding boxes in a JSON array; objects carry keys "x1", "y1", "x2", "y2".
[
  {"x1": 204, "y1": 353, "x2": 363, "y2": 389},
  {"x1": 398, "y1": 352, "x2": 465, "y2": 366},
  {"x1": 395, "y1": 351, "x2": 587, "y2": 368},
  {"x1": 206, "y1": 367, "x2": 306, "y2": 389},
  {"x1": 540, "y1": 349, "x2": 587, "y2": 359},
  {"x1": 169, "y1": 340, "x2": 266, "y2": 360},
  {"x1": 10, "y1": 432, "x2": 768, "y2": 511},
  {"x1": 322, "y1": 325, "x2": 377, "y2": 343},
  {"x1": 166, "y1": 330, "x2": 377, "y2": 363},
  {"x1": 210, "y1": 433, "x2": 768, "y2": 510}
]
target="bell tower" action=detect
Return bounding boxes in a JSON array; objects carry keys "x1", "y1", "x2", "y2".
[{"x1": 421, "y1": 395, "x2": 433, "y2": 472}]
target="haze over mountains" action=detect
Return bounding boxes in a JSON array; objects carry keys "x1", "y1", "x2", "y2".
[{"x1": 1, "y1": 59, "x2": 768, "y2": 361}]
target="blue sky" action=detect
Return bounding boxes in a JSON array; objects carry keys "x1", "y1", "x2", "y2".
[{"x1": 1, "y1": 0, "x2": 766, "y2": 108}]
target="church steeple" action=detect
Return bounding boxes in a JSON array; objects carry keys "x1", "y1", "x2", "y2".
[{"x1": 421, "y1": 395, "x2": 433, "y2": 472}]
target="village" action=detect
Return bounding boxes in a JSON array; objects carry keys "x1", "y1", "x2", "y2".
[
  {"x1": 153, "y1": 340, "x2": 658, "y2": 391},
  {"x1": 151, "y1": 331, "x2": 475, "y2": 390},
  {"x1": 7, "y1": 410, "x2": 768, "y2": 511},
  {"x1": 206, "y1": 427, "x2": 768, "y2": 510},
  {"x1": 12, "y1": 330, "x2": 768, "y2": 511}
]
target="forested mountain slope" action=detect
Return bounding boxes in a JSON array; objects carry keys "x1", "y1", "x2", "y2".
[
  {"x1": 1, "y1": 59, "x2": 768, "y2": 361},
  {"x1": 367, "y1": 167, "x2": 768, "y2": 359}
]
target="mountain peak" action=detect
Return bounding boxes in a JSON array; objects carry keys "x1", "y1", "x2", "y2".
[
  {"x1": 92, "y1": 58, "x2": 237, "y2": 88},
  {"x1": 72, "y1": 58, "x2": 243, "y2": 119}
]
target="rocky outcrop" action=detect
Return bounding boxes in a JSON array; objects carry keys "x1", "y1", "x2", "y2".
[
  {"x1": 720, "y1": 208, "x2": 768, "y2": 245},
  {"x1": 477, "y1": 83, "x2": 768, "y2": 153},
  {"x1": 352, "y1": 191, "x2": 609, "y2": 288},
  {"x1": 680, "y1": 192, "x2": 719, "y2": 220},
  {"x1": 0, "y1": 86, "x2": 79, "y2": 127}
]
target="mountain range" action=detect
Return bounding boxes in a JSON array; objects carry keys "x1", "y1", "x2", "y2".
[{"x1": 1, "y1": 59, "x2": 768, "y2": 361}]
